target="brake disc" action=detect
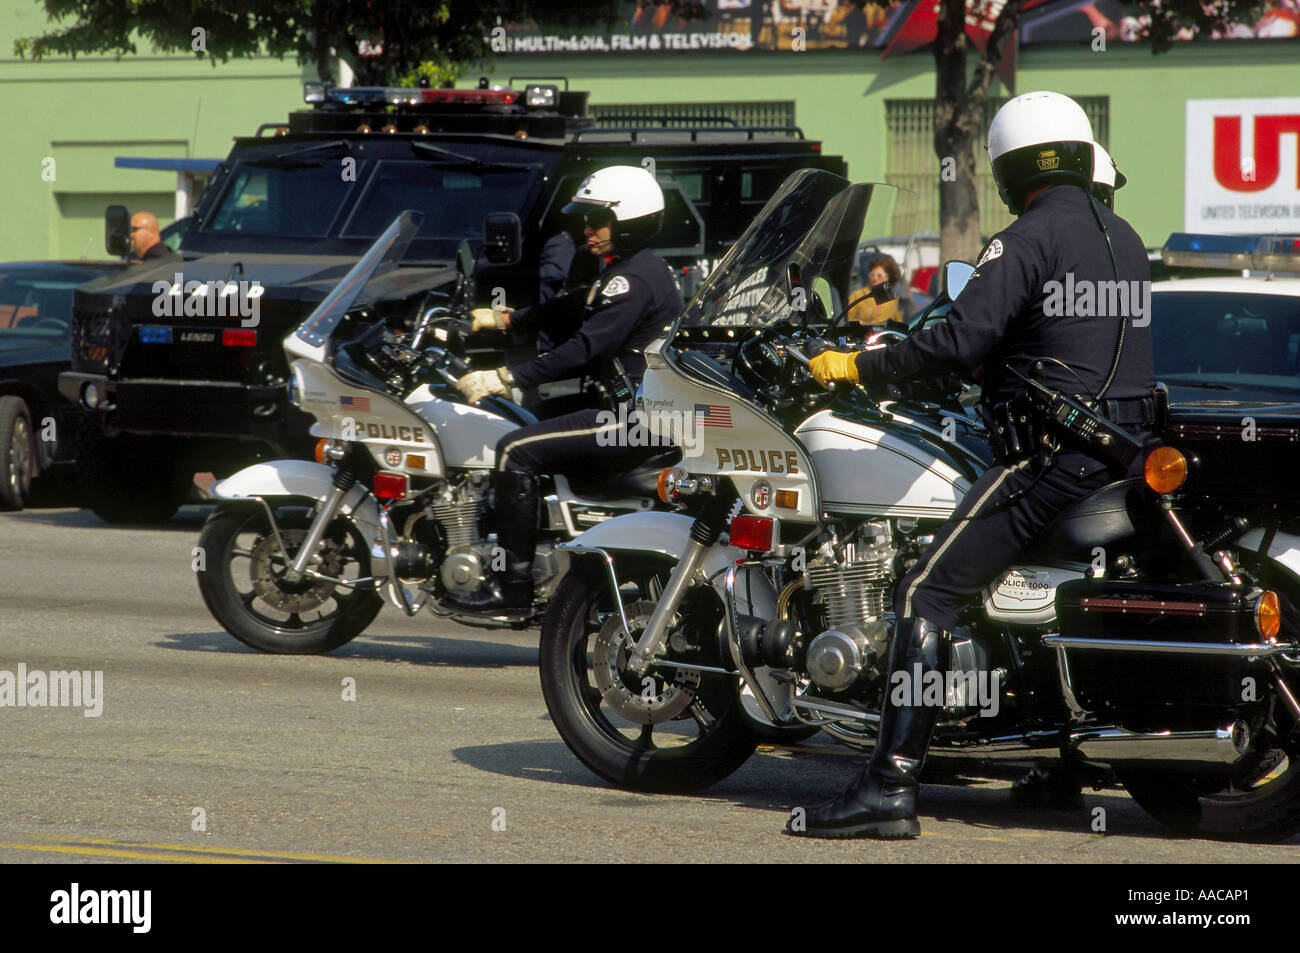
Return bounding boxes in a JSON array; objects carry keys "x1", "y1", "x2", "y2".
[
  {"x1": 249, "y1": 529, "x2": 345, "y2": 613},
  {"x1": 592, "y1": 601, "x2": 702, "y2": 725}
]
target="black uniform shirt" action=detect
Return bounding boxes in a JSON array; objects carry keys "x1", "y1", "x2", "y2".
[
  {"x1": 509, "y1": 247, "x2": 682, "y2": 391},
  {"x1": 855, "y1": 185, "x2": 1154, "y2": 405}
]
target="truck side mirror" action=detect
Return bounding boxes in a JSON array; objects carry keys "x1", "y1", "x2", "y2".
[
  {"x1": 483, "y1": 212, "x2": 522, "y2": 266},
  {"x1": 105, "y1": 205, "x2": 130, "y2": 258}
]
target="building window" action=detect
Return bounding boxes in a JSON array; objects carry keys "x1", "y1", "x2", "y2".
[
  {"x1": 590, "y1": 101, "x2": 796, "y2": 129},
  {"x1": 885, "y1": 97, "x2": 1110, "y2": 237}
]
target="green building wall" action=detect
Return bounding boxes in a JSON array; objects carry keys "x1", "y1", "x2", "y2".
[
  {"x1": 0, "y1": 3, "x2": 308, "y2": 262},
  {"x1": 491, "y1": 40, "x2": 1300, "y2": 250},
  {"x1": 2, "y1": 0, "x2": 1296, "y2": 262}
]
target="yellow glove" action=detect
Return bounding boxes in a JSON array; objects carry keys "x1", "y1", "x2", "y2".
[
  {"x1": 470, "y1": 307, "x2": 511, "y2": 333},
  {"x1": 809, "y1": 350, "x2": 861, "y2": 389}
]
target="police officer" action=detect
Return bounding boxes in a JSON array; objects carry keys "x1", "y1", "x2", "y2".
[
  {"x1": 789, "y1": 92, "x2": 1156, "y2": 839},
  {"x1": 450, "y1": 165, "x2": 682, "y2": 617}
]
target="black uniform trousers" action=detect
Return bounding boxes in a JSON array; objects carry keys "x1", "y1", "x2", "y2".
[
  {"x1": 495, "y1": 407, "x2": 661, "y2": 477},
  {"x1": 897, "y1": 444, "x2": 1140, "y2": 631}
]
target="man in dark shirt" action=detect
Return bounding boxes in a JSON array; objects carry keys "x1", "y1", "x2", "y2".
[
  {"x1": 790, "y1": 92, "x2": 1156, "y2": 840},
  {"x1": 130, "y1": 212, "x2": 172, "y2": 262},
  {"x1": 451, "y1": 165, "x2": 682, "y2": 617}
]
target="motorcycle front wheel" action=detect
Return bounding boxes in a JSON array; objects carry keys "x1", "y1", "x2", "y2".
[
  {"x1": 539, "y1": 559, "x2": 760, "y2": 793},
  {"x1": 196, "y1": 504, "x2": 383, "y2": 654}
]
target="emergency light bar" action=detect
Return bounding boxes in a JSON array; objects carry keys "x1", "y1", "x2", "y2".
[
  {"x1": 303, "y1": 82, "x2": 561, "y2": 111},
  {"x1": 1163, "y1": 233, "x2": 1300, "y2": 274}
]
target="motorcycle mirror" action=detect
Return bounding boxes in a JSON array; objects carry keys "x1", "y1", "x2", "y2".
[
  {"x1": 869, "y1": 280, "x2": 895, "y2": 305},
  {"x1": 942, "y1": 261, "x2": 976, "y2": 300},
  {"x1": 105, "y1": 205, "x2": 130, "y2": 258},
  {"x1": 482, "y1": 212, "x2": 522, "y2": 266}
]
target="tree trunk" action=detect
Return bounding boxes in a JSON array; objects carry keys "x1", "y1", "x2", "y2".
[{"x1": 932, "y1": 0, "x2": 1025, "y2": 264}]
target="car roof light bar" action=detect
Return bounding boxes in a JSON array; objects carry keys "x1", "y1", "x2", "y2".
[{"x1": 1162, "y1": 232, "x2": 1300, "y2": 273}]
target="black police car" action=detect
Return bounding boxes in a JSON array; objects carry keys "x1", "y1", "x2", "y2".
[
  {"x1": 0, "y1": 260, "x2": 125, "y2": 510},
  {"x1": 62, "y1": 79, "x2": 846, "y2": 523}
]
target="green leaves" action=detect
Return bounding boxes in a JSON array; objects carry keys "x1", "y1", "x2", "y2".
[{"x1": 15, "y1": 0, "x2": 625, "y2": 83}]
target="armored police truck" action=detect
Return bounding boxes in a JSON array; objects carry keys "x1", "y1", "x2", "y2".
[{"x1": 60, "y1": 79, "x2": 845, "y2": 523}]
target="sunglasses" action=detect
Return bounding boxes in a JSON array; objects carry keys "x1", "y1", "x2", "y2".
[{"x1": 583, "y1": 211, "x2": 615, "y2": 228}]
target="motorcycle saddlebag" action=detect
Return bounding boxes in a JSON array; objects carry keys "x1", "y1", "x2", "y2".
[
  {"x1": 1054, "y1": 578, "x2": 1269, "y2": 715},
  {"x1": 1163, "y1": 407, "x2": 1300, "y2": 502}
]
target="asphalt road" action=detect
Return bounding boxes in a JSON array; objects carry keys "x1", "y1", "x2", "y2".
[{"x1": 1, "y1": 504, "x2": 1298, "y2": 865}]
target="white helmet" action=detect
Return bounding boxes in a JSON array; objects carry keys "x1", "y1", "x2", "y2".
[
  {"x1": 563, "y1": 165, "x2": 665, "y2": 249},
  {"x1": 987, "y1": 91, "x2": 1096, "y2": 215},
  {"x1": 1090, "y1": 142, "x2": 1128, "y2": 210}
]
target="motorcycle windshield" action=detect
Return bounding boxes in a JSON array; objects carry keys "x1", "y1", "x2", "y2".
[
  {"x1": 672, "y1": 170, "x2": 913, "y2": 332},
  {"x1": 293, "y1": 209, "x2": 423, "y2": 348}
]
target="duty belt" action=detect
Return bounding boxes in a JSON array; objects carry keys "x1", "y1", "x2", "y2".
[{"x1": 1095, "y1": 394, "x2": 1159, "y2": 427}]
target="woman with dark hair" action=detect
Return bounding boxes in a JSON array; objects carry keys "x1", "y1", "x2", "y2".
[{"x1": 847, "y1": 253, "x2": 912, "y2": 324}]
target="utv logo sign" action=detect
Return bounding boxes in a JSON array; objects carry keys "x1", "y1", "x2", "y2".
[{"x1": 1187, "y1": 98, "x2": 1300, "y2": 234}]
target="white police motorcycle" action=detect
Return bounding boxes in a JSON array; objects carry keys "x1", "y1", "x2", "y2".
[
  {"x1": 538, "y1": 170, "x2": 1300, "y2": 841},
  {"x1": 195, "y1": 212, "x2": 675, "y2": 653}
]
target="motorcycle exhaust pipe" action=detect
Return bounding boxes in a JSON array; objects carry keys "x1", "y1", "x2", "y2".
[{"x1": 1069, "y1": 722, "x2": 1251, "y2": 768}]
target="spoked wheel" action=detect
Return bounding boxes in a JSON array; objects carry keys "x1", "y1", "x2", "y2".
[
  {"x1": 196, "y1": 505, "x2": 382, "y2": 654},
  {"x1": 538, "y1": 560, "x2": 760, "y2": 793}
]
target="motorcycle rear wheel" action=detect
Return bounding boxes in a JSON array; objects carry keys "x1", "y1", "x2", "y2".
[
  {"x1": 539, "y1": 559, "x2": 760, "y2": 793},
  {"x1": 196, "y1": 505, "x2": 383, "y2": 654},
  {"x1": 1117, "y1": 739, "x2": 1300, "y2": 843}
]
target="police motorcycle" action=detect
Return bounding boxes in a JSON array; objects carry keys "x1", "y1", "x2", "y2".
[
  {"x1": 538, "y1": 169, "x2": 1300, "y2": 841},
  {"x1": 196, "y1": 211, "x2": 677, "y2": 654}
]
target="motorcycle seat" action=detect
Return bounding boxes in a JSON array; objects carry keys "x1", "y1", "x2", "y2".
[
  {"x1": 1027, "y1": 478, "x2": 1145, "y2": 556},
  {"x1": 567, "y1": 448, "x2": 683, "y2": 501}
]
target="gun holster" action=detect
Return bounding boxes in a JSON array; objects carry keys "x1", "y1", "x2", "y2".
[{"x1": 981, "y1": 395, "x2": 1048, "y2": 465}]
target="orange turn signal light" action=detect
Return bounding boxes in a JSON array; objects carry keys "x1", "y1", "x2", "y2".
[
  {"x1": 1144, "y1": 446, "x2": 1188, "y2": 494},
  {"x1": 1257, "y1": 590, "x2": 1281, "y2": 641},
  {"x1": 657, "y1": 468, "x2": 676, "y2": 503},
  {"x1": 314, "y1": 439, "x2": 330, "y2": 464}
]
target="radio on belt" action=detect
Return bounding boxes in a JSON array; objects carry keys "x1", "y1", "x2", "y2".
[{"x1": 1008, "y1": 365, "x2": 1144, "y2": 467}]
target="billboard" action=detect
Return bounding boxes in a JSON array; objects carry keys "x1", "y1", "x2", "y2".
[
  {"x1": 1186, "y1": 98, "x2": 1300, "y2": 235},
  {"x1": 497, "y1": 0, "x2": 1300, "y2": 54}
]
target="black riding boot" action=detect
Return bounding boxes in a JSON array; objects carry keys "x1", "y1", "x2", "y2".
[
  {"x1": 441, "y1": 469, "x2": 538, "y2": 617},
  {"x1": 787, "y1": 617, "x2": 950, "y2": 839}
]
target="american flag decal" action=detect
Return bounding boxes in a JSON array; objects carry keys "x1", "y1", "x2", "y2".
[
  {"x1": 340, "y1": 395, "x2": 370, "y2": 412},
  {"x1": 695, "y1": 403, "x2": 732, "y2": 428}
]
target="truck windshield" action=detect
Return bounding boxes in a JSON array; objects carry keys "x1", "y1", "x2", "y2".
[
  {"x1": 206, "y1": 163, "x2": 352, "y2": 237},
  {"x1": 341, "y1": 161, "x2": 538, "y2": 240}
]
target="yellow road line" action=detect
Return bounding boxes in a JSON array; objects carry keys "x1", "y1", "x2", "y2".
[
  {"x1": 0, "y1": 837, "x2": 408, "y2": 864},
  {"x1": 0, "y1": 843, "x2": 270, "y2": 864}
]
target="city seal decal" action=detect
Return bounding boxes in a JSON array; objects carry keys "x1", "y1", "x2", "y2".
[
  {"x1": 976, "y1": 239, "x2": 1003, "y2": 268},
  {"x1": 601, "y1": 275, "x2": 631, "y2": 298}
]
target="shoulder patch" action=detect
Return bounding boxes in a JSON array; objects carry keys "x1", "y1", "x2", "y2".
[
  {"x1": 976, "y1": 239, "x2": 1004, "y2": 268},
  {"x1": 601, "y1": 275, "x2": 631, "y2": 298}
]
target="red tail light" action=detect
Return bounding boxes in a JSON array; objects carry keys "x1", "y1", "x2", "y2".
[
  {"x1": 222, "y1": 329, "x2": 257, "y2": 347},
  {"x1": 729, "y1": 514, "x2": 774, "y2": 552},
  {"x1": 373, "y1": 471, "x2": 408, "y2": 500}
]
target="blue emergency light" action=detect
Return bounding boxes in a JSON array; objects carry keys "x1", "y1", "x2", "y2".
[{"x1": 1163, "y1": 233, "x2": 1300, "y2": 274}]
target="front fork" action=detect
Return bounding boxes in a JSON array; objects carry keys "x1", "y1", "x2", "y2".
[
  {"x1": 626, "y1": 493, "x2": 735, "y2": 676},
  {"x1": 280, "y1": 468, "x2": 357, "y2": 584}
]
